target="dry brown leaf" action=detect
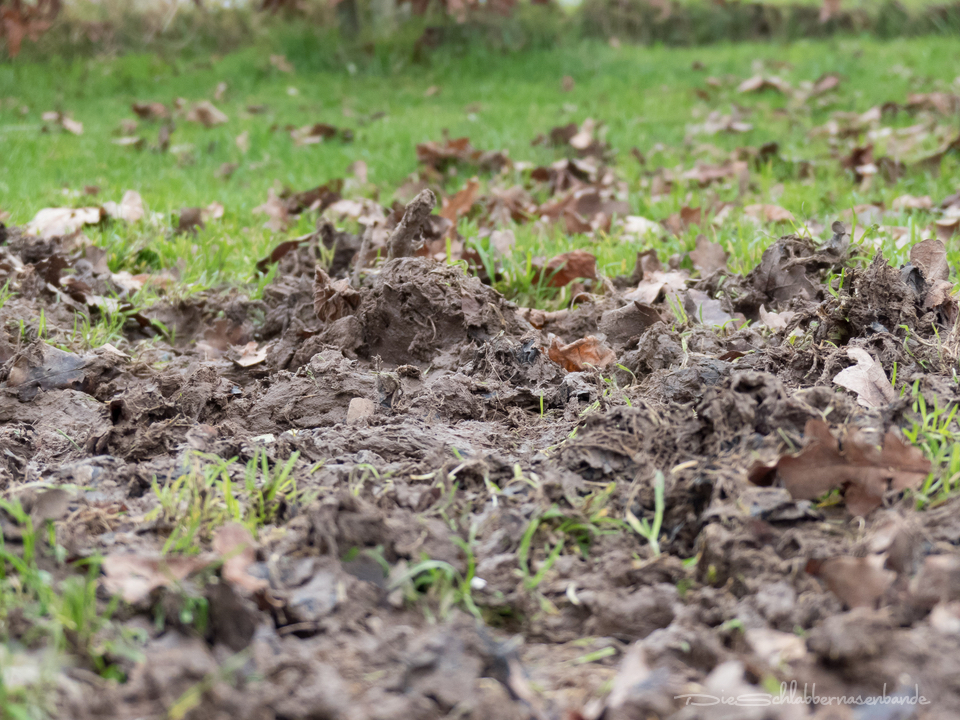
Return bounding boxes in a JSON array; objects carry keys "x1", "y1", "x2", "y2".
[
  {"x1": 131, "y1": 102, "x2": 169, "y2": 120},
  {"x1": 684, "y1": 288, "x2": 738, "y2": 327},
  {"x1": 806, "y1": 555, "x2": 895, "y2": 609},
  {"x1": 253, "y1": 189, "x2": 290, "y2": 232},
  {"x1": 314, "y1": 266, "x2": 361, "y2": 323},
  {"x1": 269, "y1": 54, "x2": 294, "y2": 73},
  {"x1": 102, "y1": 554, "x2": 210, "y2": 604},
  {"x1": 25, "y1": 206, "x2": 104, "y2": 239},
  {"x1": 910, "y1": 237, "x2": 949, "y2": 283},
  {"x1": 689, "y1": 235, "x2": 727, "y2": 275},
  {"x1": 186, "y1": 101, "x2": 228, "y2": 127},
  {"x1": 744, "y1": 204, "x2": 795, "y2": 223},
  {"x1": 102, "y1": 190, "x2": 144, "y2": 223},
  {"x1": 535, "y1": 249, "x2": 598, "y2": 288},
  {"x1": 749, "y1": 419, "x2": 930, "y2": 517},
  {"x1": 661, "y1": 206, "x2": 702, "y2": 235},
  {"x1": 213, "y1": 522, "x2": 268, "y2": 593},
  {"x1": 439, "y1": 179, "x2": 480, "y2": 222},
  {"x1": 758, "y1": 305, "x2": 795, "y2": 331},
  {"x1": 833, "y1": 347, "x2": 896, "y2": 408},
  {"x1": 892, "y1": 194, "x2": 932, "y2": 212},
  {"x1": 547, "y1": 335, "x2": 615, "y2": 372},
  {"x1": 811, "y1": 73, "x2": 841, "y2": 96},
  {"x1": 60, "y1": 116, "x2": 83, "y2": 135},
  {"x1": 737, "y1": 75, "x2": 792, "y2": 95},
  {"x1": 236, "y1": 130, "x2": 250, "y2": 154},
  {"x1": 424, "y1": 85, "x2": 441, "y2": 97}
]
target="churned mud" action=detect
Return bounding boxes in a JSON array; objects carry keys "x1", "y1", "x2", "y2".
[{"x1": 2, "y1": 190, "x2": 960, "y2": 720}]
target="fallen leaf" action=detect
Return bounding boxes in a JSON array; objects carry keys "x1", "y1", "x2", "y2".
[
  {"x1": 25, "y1": 206, "x2": 104, "y2": 239},
  {"x1": 547, "y1": 335, "x2": 615, "y2": 372},
  {"x1": 269, "y1": 54, "x2": 294, "y2": 73},
  {"x1": 811, "y1": 73, "x2": 841, "y2": 95},
  {"x1": 621, "y1": 215, "x2": 661, "y2": 238},
  {"x1": 314, "y1": 266, "x2": 361, "y2": 323},
  {"x1": 291, "y1": 123, "x2": 351, "y2": 146},
  {"x1": 892, "y1": 194, "x2": 932, "y2": 212},
  {"x1": 744, "y1": 204, "x2": 795, "y2": 223},
  {"x1": 213, "y1": 81, "x2": 228, "y2": 102},
  {"x1": 439, "y1": 179, "x2": 480, "y2": 222},
  {"x1": 102, "y1": 554, "x2": 211, "y2": 604},
  {"x1": 60, "y1": 116, "x2": 83, "y2": 135},
  {"x1": 229, "y1": 341, "x2": 268, "y2": 368},
  {"x1": 112, "y1": 136, "x2": 145, "y2": 150},
  {"x1": 661, "y1": 206, "x2": 702, "y2": 235},
  {"x1": 102, "y1": 190, "x2": 144, "y2": 223},
  {"x1": 910, "y1": 237, "x2": 949, "y2": 283},
  {"x1": 212, "y1": 522, "x2": 268, "y2": 593},
  {"x1": 689, "y1": 235, "x2": 727, "y2": 274},
  {"x1": 684, "y1": 288, "x2": 738, "y2": 327},
  {"x1": 749, "y1": 419, "x2": 930, "y2": 517},
  {"x1": 806, "y1": 555, "x2": 895, "y2": 609},
  {"x1": 561, "y1": 75, "x2": 575, "y2": 92},
  {"x1": 236, "y1": 130, "x2": 250, "y2": 154},
  {"x1": 252, "y1": 189, "x2": 290, "y2": 232},
  {"x1": 535, "y1": 249, "x2": 598, "y2": 288},
  {"x1": 186, "y1": 101, "x2": 228, "y2": 127},
  {"x1": 737, "y1": 75, "x2": 792, "y2": 95},
  {"x1": 833, "y1": 347, "x2": 896, "y2": 407},
  {"x1": 424, "y1": 85, "x2": 441, "y2": 97},
  {"x1": 758, "y1": 305, "x2": 795, "y2": 331},
  {"x1": 131, "y1": 102, "x2": 169, "y2": 120}
]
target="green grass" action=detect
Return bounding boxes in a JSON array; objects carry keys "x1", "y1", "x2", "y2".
[{"x1": 2, "y1": 34, "x2": 960, "y2": 302}]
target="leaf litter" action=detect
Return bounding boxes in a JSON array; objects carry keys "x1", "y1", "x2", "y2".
[{"x1": 5, "y1": 85, "x2": 960, "y2": 720}]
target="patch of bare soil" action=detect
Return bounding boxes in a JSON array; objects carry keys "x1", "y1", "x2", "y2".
[{"x1": 2, "y1": 192, "x2": 960, "y2": 720}]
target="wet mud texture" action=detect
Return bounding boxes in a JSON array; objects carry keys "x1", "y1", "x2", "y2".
[{"x1": 3, "y1": 222, "x2": 960, "y2": 720}]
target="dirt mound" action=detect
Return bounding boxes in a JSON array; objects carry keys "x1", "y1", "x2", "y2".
[{"x1": 3, "y1": 208, "x2": 960, "y2": 720}]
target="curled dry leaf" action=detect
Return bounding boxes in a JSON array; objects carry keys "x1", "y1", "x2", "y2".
[
  {"x1": 535, "y1": 249, "x2": 598, "y2": 288},
  {"x1": 749, "y1": 419, "x2": 930, "y2": 517},
  {"x1": 213, "y1": 522, "x2": 268, "y2": 593},
  {"x1": 236, "y1": 130, "x2": 250, "y2": 154},
  {"x1": 269, "y1": 54, "x2": 294, "y2": 73},
  {"x1": 811, "y1": 73, "x2": 841, "y2": 95},
  {"x1": 758, "y1": 305, "x2": 795, "y2": 331},
  {"x1": 737, "y1": 75, "x2": 792, "y2": 95},
  {"x1": 102, "y1": 190, "x2": 145, "y2": 223},
  {"x1": 547, "y1": 335, "x2": 615, "y2": 372},
  {"x1": 102, "y1": 554, "x2": 210, "y2": 605},
  {"x1": 744, "y1": 204, "x2": 795, "y2": 223},
  {"x1": 314, "y1": 266, "x2": 361, "y2": 323},
  {"x1": 688, "y1": 235, "x2": 727, "y2": 275},
  {"x1": 439, "y1": 179, "x2": 480, "y2": 223},
  {"x1": 229, "y1": 341, "x2": 269, "y2": 368},
  {"x1": 186, "y1": 101, "x2": 228, "y2": 127},
  {"x1": 25, "y1": 206, "x2": 104, "y2": 239},
  {"x1": 624, "y1": 251, "x2": 688, "y2": 304},
  {"x1": 833, "y1": 347, "x2": 896, "y2": 408},
  {"x1": 684, "y1": 288, "x2": 738, "y2": 327},
  {"x1": 131, "y1": 102, "x2": 169, "y2": 120},
  {"x1": 806, "y1": 555, "x2": 895, "y2": 609},
  {"x1": 253, "y1": 189, "x2": 290, "y2": 232},
  {"x1": 892, "y1": 194, "x2": 932, "y2": 212}
]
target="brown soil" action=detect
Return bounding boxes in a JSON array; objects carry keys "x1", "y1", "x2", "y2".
[{"x1": 2, "y1": 216, "x2": 960, "y2": 720}]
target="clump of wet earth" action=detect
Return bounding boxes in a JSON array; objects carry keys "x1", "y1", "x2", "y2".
[{"x1": 2, "y1": 196, "x2": 960, "y2": 720}]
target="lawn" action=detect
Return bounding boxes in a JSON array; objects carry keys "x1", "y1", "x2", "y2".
[{"x1": 2, "y1": 33, "x2": 959, "y2": 298}]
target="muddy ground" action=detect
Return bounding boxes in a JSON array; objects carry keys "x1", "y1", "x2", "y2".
[{"x1": 2, "y1": 198, "x2": 960, "y2": 720}]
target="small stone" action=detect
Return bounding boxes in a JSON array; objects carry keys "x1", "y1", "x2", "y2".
[{"x1": 347, "y1": 398, "x2": 375, "y2": 423}]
